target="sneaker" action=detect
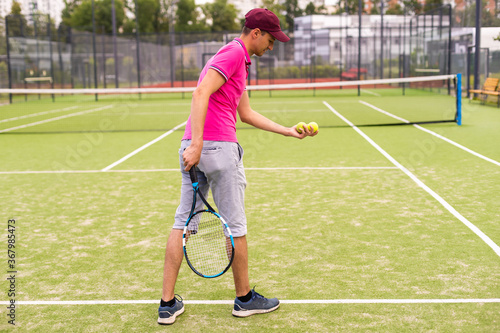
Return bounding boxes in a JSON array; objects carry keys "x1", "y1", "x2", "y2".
[
  {"x1": 158, "y1": 295, "x2": 185, "y2": 325},
  {"x1": 232, "y1": 288, "x2": 280, "y2": 317}
]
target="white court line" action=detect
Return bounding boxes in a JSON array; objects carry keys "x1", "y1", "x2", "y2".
[
  {"x1": 0, "y1": 106, "x2": 79, "y2": 123},
  {"x1": 323, "y1": 101, "x2": 500, "y2": 257},
  {"x1": 359, "y1": 100, "x2": 500, "y2": 167},
  {"x1": 0, "y1": 105, "x2": 114, "y2": 133},
  {"x1": 101, "y1": 121, "x2": 188, "y2": 172},
  {"x1": 0, "y1": 167, "x2": 398, "y2": 175},
  {"x1": 360, "y1": 89, "x2": 381, "y2": 97},
  {"x1": 0, "y1": 299, "x2": 498, "y2": 305},
  {"x1": 245, "y1": 167, "x2": 397, "y2": 170}
]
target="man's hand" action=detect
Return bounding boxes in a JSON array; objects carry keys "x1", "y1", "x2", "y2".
[
  {"x1": 182, "y1": 143, "x2": 203, "y2": 171},
  {"x1": 287, "y1": 123, "x2": 319, "y2": 139}
]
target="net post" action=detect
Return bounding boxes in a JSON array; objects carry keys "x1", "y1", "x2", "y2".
[{"x1": 456, "y1": 73, "x2": 462, "y2": 126}]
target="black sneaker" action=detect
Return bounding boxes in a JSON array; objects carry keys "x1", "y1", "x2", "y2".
[
  {"x1": 232, "y1": 288, "x2": 280, "y2": 317},
  {"x1": 158, "y1": 295, "x2": 184, "y2": 325}
]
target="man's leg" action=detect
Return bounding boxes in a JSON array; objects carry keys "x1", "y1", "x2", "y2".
[
  {"x1": 231, "y1": 234, "x2": 280, "y2": 317},
  {"x1": 232, "y1": 236, "x2": 251, "y2": 297},
  {"x1": 162, "y1": 229, "x2": 184, "y2": 301}
]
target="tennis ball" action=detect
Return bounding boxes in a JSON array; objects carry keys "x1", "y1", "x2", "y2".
[
  {"x1": 308, "y1": 122, "x2": 319, "y2": 133},
  {"x1": 296, "y1": 122, "x2": 307, "y2": 134}
]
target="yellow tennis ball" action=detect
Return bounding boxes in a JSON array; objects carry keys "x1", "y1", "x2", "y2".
[
  {"x1": 296, "y1": 122, "x2": 307, "y2": 134},
  {"x1": 308, "y1": 122, "x2": 319, "y2": 133}
]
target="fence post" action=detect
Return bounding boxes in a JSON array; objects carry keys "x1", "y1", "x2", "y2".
[
  {"x1": 48, "y1": 15, "x2": 55, "y2": 102},
  {"x1": 57, "y1": 26, "x2": 64, "y2": 89},
  {"x1": 91, "y1": 0, "x2": 98, "y2": 100},
  {"x1": 111, "y1": 0, "x2": 119, "y2": 88},
  {"x1": 5, "y1": 16, "x2": 12, "y2": 104},
  {"x1": 134, "y1": 0, "x2": 141, "y2": 96},
  {"x1": 357, "y1": 0, "x2": 362, "y2": 96}
]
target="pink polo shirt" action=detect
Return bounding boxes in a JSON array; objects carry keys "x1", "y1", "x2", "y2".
[{"x1": 182, "y1": 38, "x2": 251, "y2": 142}]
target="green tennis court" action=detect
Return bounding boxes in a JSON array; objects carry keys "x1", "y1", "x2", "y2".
[{"x1": 0, "y1": 85, "x2": 499, "y2": 331}]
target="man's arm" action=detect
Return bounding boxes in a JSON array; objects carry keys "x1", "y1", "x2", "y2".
[
  {"x1": 237, "y1": 91, "x2": 316, "y2": 139},
  {"x1": 182, "y1": 69, "x2": 226, "y2": 171}
]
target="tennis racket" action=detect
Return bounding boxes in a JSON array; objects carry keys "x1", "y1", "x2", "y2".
[{"x1": 183, "y1": 167, "x2": 235, "y2": 278}]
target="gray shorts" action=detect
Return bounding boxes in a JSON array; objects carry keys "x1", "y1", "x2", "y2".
[{"x1": 173, "y1": 140, "x2": 247, "y2": 237}]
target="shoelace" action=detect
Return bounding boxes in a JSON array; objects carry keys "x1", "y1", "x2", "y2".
[{"x1": 251, "y1": 287, "x2": 265, "y2": 300}]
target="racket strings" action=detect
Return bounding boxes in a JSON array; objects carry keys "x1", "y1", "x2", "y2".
[{"x1": 185, "y1": 211, "x2": 233, "y2": 277}]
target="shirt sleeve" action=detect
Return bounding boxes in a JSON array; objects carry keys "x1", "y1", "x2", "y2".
[{"x1": 209, "y1": 43, "x2": 243, "y2": 82}]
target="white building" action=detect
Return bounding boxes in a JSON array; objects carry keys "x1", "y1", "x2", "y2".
[{"x1": 0, "y1": 0, "x2": 64, "y2": 25}]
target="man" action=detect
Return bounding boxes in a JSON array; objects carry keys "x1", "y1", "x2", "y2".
[{"x1": 158, "y1": 8, "x2": 317, "y2": 325}]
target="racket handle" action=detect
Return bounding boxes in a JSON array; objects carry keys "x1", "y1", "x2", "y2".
[{"x1": 189, "y1": 166, "x2": 198, "y2": 183}]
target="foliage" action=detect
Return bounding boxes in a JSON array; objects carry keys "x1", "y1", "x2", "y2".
[
  {"x1": 61, "y1": 0, "x2": 78, "y2": 27},
  {"x1": 124, "y1": 0, "x2": 168, "y2": 33},
  {"x1": 386, "y1": 3, "x2": 404, "y2": 15},
  {"x1": 284, "y1": 0, "x2": 303, "y2": 32},
  {"x1": 67, "y1": 0, "x2": 126, "y2": 33},
  {"x1": 261, "y1": 0, "x2": 286, "y2": 31},
  {"x1": 176, "y1": 0, "x2": 208, "y2": 33},
  {"x1": 370, "y1": 0, "x2": 380, "y2": 15},
  {"x1": 203, "y1": 0, "x2": 239, "y2": 32},
  {"x1": 11, "y1": 0, "x2": 22, "y2": 15},
  {"x1": 304, "y1": 2, "x2": 327, "y2": 16},
  {"x1": 7, "y1": 1, "x2": 33, "y2": 37},
  {"x1": 402, "y1": 0, "x2": 423, "y2": 15},
  {"x1": 335, "y1": 0, "x2": 365, "y2": 15},
  {"x1": 423, "y1": 0, "x2": 443, "y2": 12},
  {"x1": 454, "y1": 0, "x2": 500, "y2": 27}
]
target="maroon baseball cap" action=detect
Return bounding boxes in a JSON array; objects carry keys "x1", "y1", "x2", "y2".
[{"x1": 244, "y1": 8, "x2": 290, "y2": 43}]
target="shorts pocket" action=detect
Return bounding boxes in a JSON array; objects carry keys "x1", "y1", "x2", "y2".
[{"x1": 202, "y1": 146, "x2": 222, "y2": 154}]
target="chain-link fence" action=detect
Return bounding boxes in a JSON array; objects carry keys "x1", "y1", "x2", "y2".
[{"x1": 3, "y1": 5, "x2": 498, "y2": 97}]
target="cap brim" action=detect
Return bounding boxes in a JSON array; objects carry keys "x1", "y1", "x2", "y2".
[{"x1": 269, "y1": 30, "x2": 290, "y2": 43}]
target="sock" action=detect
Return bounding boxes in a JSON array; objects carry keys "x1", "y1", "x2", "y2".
[
  {"x1": 237, "y1": 290, "x2": 253, "y2": 303},
  {"x1": 161, "y1": 297, "x2": 176, "y2": 308}
]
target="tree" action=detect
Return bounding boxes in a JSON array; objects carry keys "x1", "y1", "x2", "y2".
[
  {"x1": 261, "y1": 0, "x2": 286, "y2": 30},
  {"x1": 61, "y1": 0, "x2": 78, "y2": 27},
  {"x1": 176, "y1": 0, "x2": 208, "y2": 32},
  {"x1": 423, "y1": 0, "x2": 443, "y2": 13},
  {"x1": 67, "y1": 0, "x2": 125, "y2": 33},
  {"x1": 94, "y1": 0, "x2": 126, "y2": 33},
  {"x1": 11, "y1": 0, "x2": 22, "y2": 15},
  {"x1": 335, "y1": 0, "x2": 365, "y2": 15},
  {"x1": 455, "y1": 0, "x2": 500, "y2": 27},
  {"x1": 386, "y1": 2, "x2": 403, "y2": 15},
  {"x1": 304, "y1": 2, "x2": 327, "y2": 15},
  {"x1": 370, "y1": 0, "x2": 380, "y2": 15},
  {"x1": 123, "y1": 0, "x2": 170, "y2": 33},
  {"x1": 402, "y1": 0, "x2": 423, "y2": 15},
  {"x1": 7, "y1": 1, "x2": 30, "y2": 37},
  {"x1": 203, "y1": 0, "x2": 239, "y2": 32},
  {"x1": 284, "y1": 0, "x2": 303, "y2": 32}
]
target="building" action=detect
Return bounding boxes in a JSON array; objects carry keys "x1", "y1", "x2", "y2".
[{"x1": 0, "y1": 0, "x2": 64, "y2": 25}]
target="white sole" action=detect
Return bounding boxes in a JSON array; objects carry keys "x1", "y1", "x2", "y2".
[
  {"x1": 158, "y1": 306, "x2": 185, "y2": 325},
  {"x1": 232, "y1": 304, "x2": 280, "y2": 318}
]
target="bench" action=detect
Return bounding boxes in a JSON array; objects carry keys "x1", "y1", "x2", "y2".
[
  {"x1": 469, "y1": 77, "x2": 500, "y2": 106},
  {"x1": 24, "y1": 77, "x2": 53, "y2": 84}
]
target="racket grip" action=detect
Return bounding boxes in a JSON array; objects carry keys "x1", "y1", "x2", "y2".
[{"x1": 189, "y1": 166, "x2": 198, "y2": 183}]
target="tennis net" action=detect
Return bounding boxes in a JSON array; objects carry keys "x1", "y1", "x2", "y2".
[{"x1": 0, "y1": 74, "x2": 461, "y2": 134}]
